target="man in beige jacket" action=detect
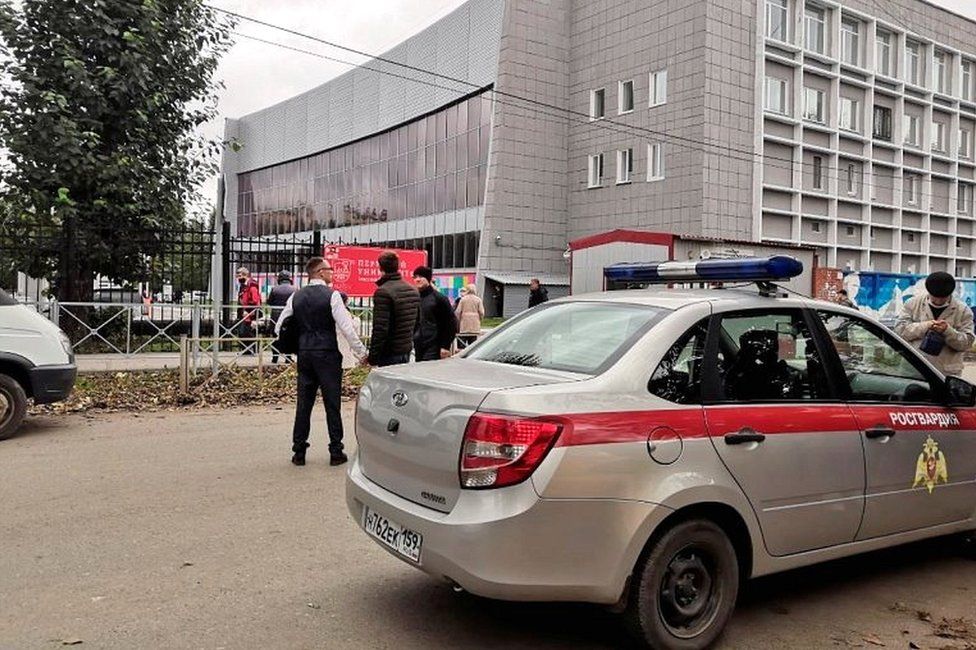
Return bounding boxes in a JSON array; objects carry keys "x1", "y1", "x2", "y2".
[{"x1": 894, "y1": 271, "x2": 975, "y2": 376}]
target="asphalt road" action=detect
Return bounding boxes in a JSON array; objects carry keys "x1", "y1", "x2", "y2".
[{"x1": 2, "y1": 405, "x2": 975, "y2": 649}]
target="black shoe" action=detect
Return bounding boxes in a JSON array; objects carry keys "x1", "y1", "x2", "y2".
[
  {"x1": 329, "y1": 452, "x2": 348, "y2": 466},
  {"x1": 292, "y1": 452, "x2": 306, "y2": 466}
]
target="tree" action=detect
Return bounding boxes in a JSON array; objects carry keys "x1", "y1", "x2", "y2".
[{"x1": 0, "y1": 0, "x2": 234, "y2": 301}]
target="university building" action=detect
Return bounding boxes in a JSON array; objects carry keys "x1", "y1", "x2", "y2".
[{"x1": 219, "y1": 0, "x2": 976, "y2": 316}]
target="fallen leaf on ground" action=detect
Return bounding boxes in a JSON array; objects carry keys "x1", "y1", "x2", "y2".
[{"x1": 862, "y1": 634, "x2": 885, "y2": 647}]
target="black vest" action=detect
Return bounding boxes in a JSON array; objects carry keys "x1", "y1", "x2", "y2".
[{"x1": 292, "y1": 284, "x2": 339, "y2": 352}]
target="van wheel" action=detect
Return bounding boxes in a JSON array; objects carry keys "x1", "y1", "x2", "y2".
[
  {"x1": 624, "y1": 519, "x2": 739, "y2": 650},
  {"x1": 0, "y1": 373, "x2": 28, "y2": 440}
]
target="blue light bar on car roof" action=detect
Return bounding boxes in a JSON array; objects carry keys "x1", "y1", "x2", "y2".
[{"x1": 604, "y1": 256, "x2": 803, "y2": 284}]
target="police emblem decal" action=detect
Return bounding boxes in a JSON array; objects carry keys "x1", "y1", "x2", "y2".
[
  {"x1": 391, "y1": 391, "x2": 409, "y2": 408},
  {"x1": 913, "y1": 436, "x2": 949, "y2": 494}
]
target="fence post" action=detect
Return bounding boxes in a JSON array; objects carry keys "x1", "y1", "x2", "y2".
[
  {"x1": 51, "y1": 299, "x2": 60, "y2": 329},
  {"x1": 179, "y1": 335, "x2": 189, "y2": 395},
  {"x1": 191, "y1": 301, "x2": 201, "y2": 374},
  {"x1": 211, "y1": 302, "x2": 221, "y2": 375},
  {"x1": 126, "y1": 305, "x2": 133, "y2": 356},
  {"x1": 257, "y1": 337, "x2": 264, "y2": 376}
]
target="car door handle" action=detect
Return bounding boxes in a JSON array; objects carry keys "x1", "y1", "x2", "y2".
[
  {"x1": 864, "y1": 426, "x2": 896, "y2": 439},
  {"x1": 724, "y1": 430, "x2": 766, "y2": 445}
]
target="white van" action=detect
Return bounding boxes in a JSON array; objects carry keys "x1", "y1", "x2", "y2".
[{"x1": 0, "y1": 290, "x2": 77, "y2": 439}]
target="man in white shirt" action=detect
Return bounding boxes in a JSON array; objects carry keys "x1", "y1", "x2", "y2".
[{"x1": 276, "y1": 257, "x2": 367, "y2": 467}]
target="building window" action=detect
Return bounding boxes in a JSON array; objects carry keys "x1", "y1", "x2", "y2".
[
  {"x1": 839, "y1": 97, "x2": 859, "y2": 132},
  {"x1": 803, "y1": 87, "x2": 825, "y2": 123},
  {"x1": 903, "y1": 114, "x2": 920, "y2": 147},
  {"x1": 959, "y1": 184, "x2": 973, "y2": 215},
  {"x1": 812, "y1": 155, "x2": 824, "y2": 189},
  {"x1": 873, "y1": 105, "x2": 892, "y2": 141},
  {"x1": 840, "y1": 18, "x2": 860, "y2": 67},
  {"x1": 649, "y1": 70, "x2": 667, "y2": 107},
  {"x1": 804, "y1": 6, "x2": 825, "y2": 54},
  {"x1": 616, "y1": 148, "x2": 634, "y2": 184},
  {"x1": 932, "y1": 121, "x2": 947, "y2": 153},
  {"x1": 647, "y1": 143, "x2": 664, "y2": 181},
  {"x1": 907, "y1": 232, "x2": 916, "y2": 243},
  {"x1": 811, "y1": 221, "x2": 822, "y2": 233},
  {"x1": 764, "y1": 76, "x2": 789, "y2": 115},
  {"x1": 905, "y1": 41, "x2": 921, "y2": 86},
  {"x1": 589, "y1": 88, "x2": 605, "y2": 120},
  {"x1": 876, "y1": 30, "x2": 892, "y2": 77},
  {"x1": 587, "y1": 153, "x2": 604, "y2": 188},
  {"x1": 904, "y1": 174, "x2": 919, "y2": 205},
  {"x1": 766, "y1": 0, "x2": 788, "y2": 41},
  {"x1": 961, "y1": 128, "x2": 973, "y2": 158},
  {"x1": 618, "y1": 80, "x2": 634, "y2": 114},
  {"x1": 846, "y1": 163, "x2": 858, "y2": 195},
  {"x1": 963, "y1": 61, "x2": 974, "y2": 102},
  {"x1": 934, "y1": 50, "x2": 949, "y2": 95},
  {"x1": 845, "y1": 225, "x2": 856, "y2": 237},
  {"x1": 870, "y1": 226, "x2": 876, "y2": 240}
]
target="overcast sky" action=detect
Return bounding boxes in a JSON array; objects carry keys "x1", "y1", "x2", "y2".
[{"x1": 201, "y1": 0, "x2": 976, "y2": 205}]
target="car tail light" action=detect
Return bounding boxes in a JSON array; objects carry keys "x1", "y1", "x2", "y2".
[{"x1": 459, "y1": 413, "x2": 563, "y2": 489}]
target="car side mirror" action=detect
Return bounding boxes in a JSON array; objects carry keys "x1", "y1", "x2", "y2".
[{"x1": 945, "y1": 376, "x2": 976, "y2": 407}]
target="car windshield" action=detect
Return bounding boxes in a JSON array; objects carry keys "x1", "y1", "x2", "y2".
[{"x1": 467, "y1": 302, "x2": 665, "y2": 374}]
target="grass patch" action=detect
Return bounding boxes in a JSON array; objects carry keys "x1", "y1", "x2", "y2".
[{"x1": 481, "y1": 317, "x2": 505, "y2": 329}]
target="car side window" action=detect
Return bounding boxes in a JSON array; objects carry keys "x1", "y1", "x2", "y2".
[
  {"x1": 649, "y1": 320, "x2": 708, "y2": 404},
  {"x1": 817, "y1": 311, "x2": 936, "y2": 403},
  {"x1": 715, "y1": 311, "x2": 829, "y2": 402}
]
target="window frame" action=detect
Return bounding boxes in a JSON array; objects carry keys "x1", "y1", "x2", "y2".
[
  {"x1": 873, "y1": 105, "x2": 892, "y2": 141},
  {"x1": 647, "y1": 143, "x2": 664, "y2": 181},
  {"x1": 839, "y1": 96, "x2": 859, "y2": 132},
  {"x1": 904, "y1": 173, "x2": 919, "y2": 205},
  {"x1": 587, "y1": 153, "x2": 605, "y2": 189},
  {"x1": 840, "y1": 18, "x2": 860, "y2": 67},
  {"x1": 647, "y1": 318, "x2": 710, "y2": 405},
  {"x1": 616, "y1": 147, "x2": 634, "y2": 185},
  {"x1": 959, "y1": 183, "x2": 973, "y2": 215},
  {"x1": 803, "y1": 86, "x2": 825, "y2": 124},
  {"x1": 700, "y1": 307, "x2": 843, "y2": 405},
  {"x1": 618, "y1": 79, "x2": 635, "y2": 114},
  {"x1": 812, "y1": 155, "x2": 824, "y2": 190},
  {"x1": 589, "y1": 88, "x2": 606, "y2": 120},
  {"x1": 845, "y1": 162, "x2": 858, "y2": 196},
  {"x1": 932, "y1": 121, "x2": 948, "y2": 153},
  {"x1": 649, "y1": 70, "x2": 668, "y2": 107},
  {"x1": 903, "y1": 114, "x2": 920, "y2": 147},
  {"x1": 905, "y1": 41, "x2": 921, "y2": 86},
  {"x1": 962, "y1": 61, "x2": 974, "y2": 102},
  {"x1": 876, "y1": 30, "x2": 892, "y2": 77},
  {"x1": 959, "y1": 127, "x2": 973, "y2": 158},
  {"x1": 934, "y1": 50, "x2": 949, "y2": 95},
  {"x1": 804, "y1": 5, "x2": 825, "y2": 54},
  {"x1": 765, "y1": 0, "x2": 789, "y2": 42},
  {"x1": 812, "y1": 309, "x2": 947, "y2": 405},
  {"x1": 764, "y1": 76, "x2": 789, "y2": 115}
]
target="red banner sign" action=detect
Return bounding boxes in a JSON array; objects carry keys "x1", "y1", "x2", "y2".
[{"x1": 322, "y1": 245, "x2": 428, "y2": 297}]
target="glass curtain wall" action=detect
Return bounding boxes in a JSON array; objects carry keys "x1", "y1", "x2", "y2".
[{"x1": 236, "y1": 89, "x2": 493, "y2": 237}]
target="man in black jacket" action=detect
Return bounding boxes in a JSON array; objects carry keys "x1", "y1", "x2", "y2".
[
  {"x1": 528, "y1": 278, "x2": 549, "y2": 308},
  {"x1": 412, "y1": 266, "x2": 458, "y2": 361},
  {"x1": 368, "y1": 251, "x2": 420, "y2": 367},
  {"x1": 267, "y1": 270, "x2": 297, "y2": 363},
  {"x1": 276, "y1": 257, "x2": 367, "y2": 467}
]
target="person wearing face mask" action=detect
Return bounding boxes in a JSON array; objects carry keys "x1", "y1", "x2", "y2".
[{"x1": 895, "y1": 271, "x2": 975, "y2": 376}]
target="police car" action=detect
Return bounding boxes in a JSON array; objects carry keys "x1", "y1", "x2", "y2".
[{"x1": 346, "y1": 257, "x2": 976, "y2": 649}]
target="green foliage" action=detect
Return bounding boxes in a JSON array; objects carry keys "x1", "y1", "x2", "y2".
[{"x1": 0, "y1": 0, "x2": 234, "y2": 299}]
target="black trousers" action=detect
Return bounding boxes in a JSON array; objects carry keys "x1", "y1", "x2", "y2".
[
  {"x1": 292, "y1": 350, "x2": 344, "y2": 456},
  {"x1": 374, "y1": 353, "x2": 410, "y2": 367}
]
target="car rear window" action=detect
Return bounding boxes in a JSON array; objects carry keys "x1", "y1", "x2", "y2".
[
  {"x1": 466, "y1": 302, "x2": 665, "y2": 374},
  {"x1": 0, "y1": 289, "x2": 18, "y2": 306}
]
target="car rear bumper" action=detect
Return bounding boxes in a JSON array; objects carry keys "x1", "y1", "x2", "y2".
[
  {"x1": 346, "y1": 455, "x2": 670, "y2": 604},
  {"x1": 29, "y1": 364, "x2": 77, "y2": 404}
]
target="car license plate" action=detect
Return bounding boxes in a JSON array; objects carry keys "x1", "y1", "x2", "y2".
[{"x1": 362, "y1": 506, "x2": 423, "y2": 563}]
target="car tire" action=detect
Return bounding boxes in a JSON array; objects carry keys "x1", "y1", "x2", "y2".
[
  {"x1": 624, "y1": 518, "x2": 740, "y2": 650},
  {"x1": 0, "y1": 373, "x2": 28, "y2": 441}
]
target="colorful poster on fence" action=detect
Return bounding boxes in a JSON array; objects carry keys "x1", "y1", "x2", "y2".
[
  {"x1": 322, "y1": 245, "x2": 428, "y2": 297},
  {"x1": 842, "y1": 270, "x2": 976, "y2": 323}
]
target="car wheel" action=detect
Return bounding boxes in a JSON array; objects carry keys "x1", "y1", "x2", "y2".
[
  {"x1": 0, "y1": 373, "x2": 28, "y2": 441},
  {"x1": 625, "y1": 518, "x2": 739, "y2": 650}
]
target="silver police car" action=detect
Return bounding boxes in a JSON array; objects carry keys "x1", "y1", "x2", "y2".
[{"x1": 346, "y1": 257, "x2": 976, "y2": 649}]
